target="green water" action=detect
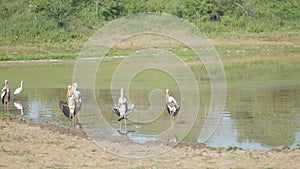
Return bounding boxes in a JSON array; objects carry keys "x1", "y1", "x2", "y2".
[{"x1": 0, "y1": 58, "x2": 300, "y2": 150}]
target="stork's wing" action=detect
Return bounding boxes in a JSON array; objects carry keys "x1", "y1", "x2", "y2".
[
  {"x1": 1, "y1": 88, "x2": 5, "y2": 100},
  {"x1": 166, "y1": 102, "x2": 180, "y2": 117},
  {"x1": 112, "y1": 104, "x2": 120, "y2": 117},
  {"x1": 127, "y1": 104, "x2": 135, "y2": 112},
  {"x1": 59, "y1": 100, "x2": 70, "y2": 119},
  {"x1": 1, "y1": 89, "x2": 5, "y2": 104},
  {"x1": 173, "y1": 104, "x2": 180, "y2": 117},
  {"x1": 74, "y1": 95, "x2": 82, "y2": 116},
  {"x1": 125, "y1": 104, "x2": 135, "y2": 117},
  {"x1": 1, "y1": 88, "x2": 9, "y2": 104}
]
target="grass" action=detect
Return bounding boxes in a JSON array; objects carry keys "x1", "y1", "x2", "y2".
[
  {"x1": 46, "y1": 164, "x2": 68, "y2": 169},
  {"x1": 65, "y1": 145, "x2": 76, "y2": 150},
  {"x1": 10, "y1": 149, "x2": 30, "y2": 156},
  {"x1": 24, "y1": 158, "x2": 35, "y2": 163},
  {"x1": 0, "y1": 112, "x2": 12, "y2": 119},
  {"x1": 217, "y1": 147, "x2": 225, "y2": 153},
  {"x1": 0, "y1": 31, "x2": 299, "y2": 62},
  {"x1": 11, "y1": 135, "x2": 28, "y2": 142},
  {"x1": 225, "y1": 146, "x2": 243, "y2": 151},
  {"x1": 0, "y1": 54, "x2": 76, "y2": 62}
]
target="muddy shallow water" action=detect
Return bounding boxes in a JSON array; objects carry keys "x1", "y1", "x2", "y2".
[{"x1": 1, "y1": 59, "x2": 300, "y2": 150}]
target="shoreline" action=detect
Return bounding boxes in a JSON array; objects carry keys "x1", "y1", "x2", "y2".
[
  {"x1": 0, "y1": 53, "x2": 299, "y2": 67},
  {"x1": 1, "y1": 116, "x2": 298, "y2": 152},
  {"x1": 1, "y1": 117, "x2": 300, "y2": 168}
]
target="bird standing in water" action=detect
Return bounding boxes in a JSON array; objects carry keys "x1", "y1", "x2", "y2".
[
  {"x1": 1, "y1": 80, "x2": 10, "y2": 111},
  {"x1": 71, "y1": 83, "x2": 82, "y2": 126},
  {"x1": 59, "y1": 83, "x2": 82, "y2": 127},
  {"x1": 112, "y1": 89, "x2": 135, "y2": 131},
  {"x1": 165, "y1": 89, "x2": 180, "y2": 118},
  {"x1": 14, "y1": 81, "x2": 23, "y2": 95},
  {"x1": 165, "y1": 89, "x2": 180, "y2": 142}
]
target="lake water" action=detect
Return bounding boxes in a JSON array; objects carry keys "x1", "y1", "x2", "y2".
[{"x1": 0, "y1": 58, "x2": 300, "y2": 150}]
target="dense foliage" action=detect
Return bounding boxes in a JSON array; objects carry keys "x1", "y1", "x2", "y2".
[{"x1": 0, "y1": 0, "x2": 299, "y2": 44}]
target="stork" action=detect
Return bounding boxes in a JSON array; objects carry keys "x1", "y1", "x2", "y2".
[
  {"x1": 72, "y1": 83, "x2": 82, "y2": 126},
  {"x1": 112, "y1": 88, "x2": 134, "y2": 131},
  {"x1": 59, "y1": 83, "x2": 82, "y2": 127},
  {"x1": 1, "y1": 80, "x2": 10, "y2": 111},
  {"x1": 165, "y1": 89, "x2": 180, "y2": 142},
  {"x1": 165, "y1": 89, "x2": 180, "y2": 118}
]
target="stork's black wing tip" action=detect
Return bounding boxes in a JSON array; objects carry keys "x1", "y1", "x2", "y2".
[{"x1": 118, "y1": 116, "x2": 125, "y2": 121}]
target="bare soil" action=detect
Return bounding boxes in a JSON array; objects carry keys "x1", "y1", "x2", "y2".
[{"x1": 0, "y1": 118, "x2": 300, "y2": 169}]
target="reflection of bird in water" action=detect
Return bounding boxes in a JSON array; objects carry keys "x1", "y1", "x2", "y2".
[
  {"x1": 112, "y1": 89, "x2": 135, "y2": 132},
  {"x1": 165, "y1": 89, "x2": 180, "y2": 143},
  {"x1": 14, "y1": 102, "x2": 23, "y2": 115},
  {"x1": 1, "y1": 80, "x2": 10, "y2": 111},
  {"x1": 59, "y1": 83, "x2": 82, "y2": 127},
  {"x1": 14, "y1": 81, "x2": 23, "y2": 95}
]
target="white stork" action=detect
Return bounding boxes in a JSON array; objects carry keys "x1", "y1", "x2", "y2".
[{"x1": 1, "y1": 80, "x2": 10, "y2": 111}]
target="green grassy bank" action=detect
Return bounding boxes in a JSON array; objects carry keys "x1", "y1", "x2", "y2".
[{"x1": 0, "y1": 0, "x2": 299, "y2": 61}]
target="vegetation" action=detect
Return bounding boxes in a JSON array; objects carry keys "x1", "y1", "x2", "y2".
[
  {"x1": 0, "y1": 112, "x2": 12, "y2": 119},
  {"x1": 0, "y1": 0, "x2": 299, "y2": 60},
  {"x1": 1, "y1": 0, "x2": 299, "y2": 44},
  {"x1": 225, "y1": 146, "x2": 243, "y2": 151}
]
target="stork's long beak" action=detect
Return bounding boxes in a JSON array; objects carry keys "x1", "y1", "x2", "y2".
[
  {"x1": 4, "y1": 80, "x2": 8, "y2": 86},
  {"x1": 120, "y1": 88, "x2": 124, "y2": 98},
  {"x1": 66, "y1": 85, "x2": 72, "y2": 100},
  {"x1": 165, "y1": 89, "x2": 169, "y2": 102}
]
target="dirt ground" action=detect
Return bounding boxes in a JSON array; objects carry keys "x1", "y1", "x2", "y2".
[{"x1": 0, "y1": 118, "x2": 300, "y2": 169}]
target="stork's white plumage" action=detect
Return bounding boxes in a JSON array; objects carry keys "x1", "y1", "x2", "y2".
[
  {"x1": 68, "y1": 85, "x2": 75, "y2": 119},
  {"x1": 1, "y1": 80, "x2": 10, "y2": 105},
  {"x1": 112, "y1": 89, "x2": 135, "y2": 131},
  {"x1": 112, "y1": 89, "x2": 134, "y2": 121},
  {"x1": 165, "y1": 89, "x2": 180, "y2": 143},
  {"x1": 72, "y1": 83, "x2": 82, "y2": 115},
  {"x1": 59, "y1": 83, "x2": 82, "y2": 127},
  {"x1": 165, "y1": 89, "x2": 180, "y2": 118},
  {"x1": 14, "y1": 81, "x2": 23, "y2": 95}
]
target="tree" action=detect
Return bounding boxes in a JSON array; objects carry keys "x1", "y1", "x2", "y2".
[{"x1": 183, "y1": 0, "x2": 220, "y2": 28}]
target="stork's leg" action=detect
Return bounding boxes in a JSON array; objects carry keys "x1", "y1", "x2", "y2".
[
  {"x1": 124, "y1": 119, "x2": 127, "y2": 132},
  {"x1": 70, "y1": 114, "x2": 74, "y2": 127},
  {"x1": 73, "y1": 116, "x2": 76, "y2": 127},
  {"x1": 4, "y1": 103, "x2": 7, "y2": 112},
  {"x1": 169, "y1": 117, "x2": 175, "y2": 142},
  {"x1": 170, "y1": 117, "x2": 173, "y2": 137},
  {"x1": 5, "y1": 103, "x2": 9, "y2": 112}
]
